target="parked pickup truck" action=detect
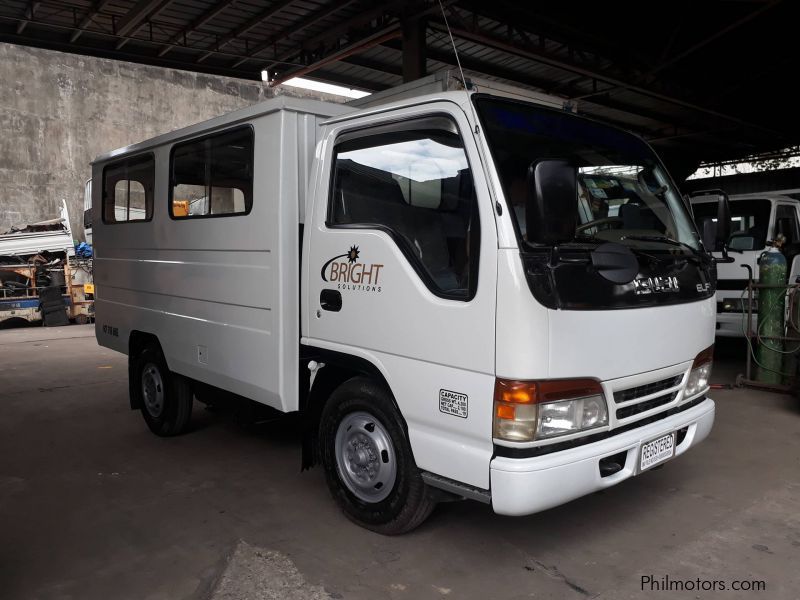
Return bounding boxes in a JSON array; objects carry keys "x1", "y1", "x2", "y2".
[
  {"x1": 93, "y1": 72, "x2": 723, "y2": 533},
  {"x1": 691, "y1": 192, "x2": 800, "y2": 337}
]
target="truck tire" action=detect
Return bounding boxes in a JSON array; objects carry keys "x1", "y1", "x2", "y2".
[
  {"x1": 319, "y1": 377, "x2": 435, "y2": 534},
  {"x1": 131, "y1": 345, "x2": 193, "y2": 436}
]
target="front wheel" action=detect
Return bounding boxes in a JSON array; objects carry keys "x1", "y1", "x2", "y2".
[
  {"x1": 131, "y1": 345, "x2": 193, "y2": 436},
  {"x1": 319, "y1": 377, "x2": 434, "y2": 534}
]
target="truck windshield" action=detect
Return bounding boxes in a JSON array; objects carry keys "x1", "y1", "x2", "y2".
[
  {"x1": 692, "y1": 199, "x2": 771, "y2": 251},
  {"x1": 473, "y1": 97, "x2": 701, "y2": 254}
]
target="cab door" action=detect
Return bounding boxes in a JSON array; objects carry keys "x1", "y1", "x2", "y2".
[
  {"x1": 777, "y1": 202, "x2": 800, "y2": 282},
  {"x1": 303, "y1": 104, "x2": 498, "y2": 489}
]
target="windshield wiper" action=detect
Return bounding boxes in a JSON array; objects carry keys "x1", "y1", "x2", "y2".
[
  {"x1": 621, "y1": 234, "x2": 697, "y2": 253},
  {"x1": 620, "y1": 234, "x2": 706, "y2": 264}
]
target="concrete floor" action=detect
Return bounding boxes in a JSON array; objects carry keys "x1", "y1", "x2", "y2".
[{"x1": 1, "y1": 325, "x2": 799, "y2": 600}]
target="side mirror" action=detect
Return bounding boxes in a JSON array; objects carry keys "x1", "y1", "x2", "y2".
[
  {"x1": 527, "y1": 159, "x2": 578, "y2": 244},
  {"x1": 700, "y1": 218, "x2": 716, "y2": 250},
  {"x1": 690, "y1": 188, "x2": 733, "y2": 263}
]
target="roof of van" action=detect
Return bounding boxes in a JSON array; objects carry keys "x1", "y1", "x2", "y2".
[{"x1": 91, "y1": 94, "x2": 353, "y2": 165}]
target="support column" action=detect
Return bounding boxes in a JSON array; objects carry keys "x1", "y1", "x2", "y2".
[{"x1": 402, "y1": 16, "x2": 426, "y2": 82}]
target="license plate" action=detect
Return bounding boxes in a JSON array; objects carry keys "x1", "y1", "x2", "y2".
[{"x1": 639, "y1": 432, "x2": 675, "y2": 472}]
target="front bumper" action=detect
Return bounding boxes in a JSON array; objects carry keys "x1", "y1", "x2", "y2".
[{"x1": 490, "y1": 397, "x2": 715, "y2": 516}]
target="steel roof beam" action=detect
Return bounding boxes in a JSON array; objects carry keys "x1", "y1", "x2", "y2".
[
  {"x1": 654, "y1": 0, "x2": 782, "y2": 76},
  {"x1": 401, "y1": 13, "x2": 426, "y2": 82},
  {"x1": 261, "y1": 0, "x2": 404, "y2": 74},
  {"x1": 460, "y1": 0, "x2": 653, "y2": 74},
  {"x1": 114, "y1": 0, "x2": 173, "y2": 50},
  {"x1": 1, "y1": 27, "x2": 261, "y2": 80},
  {"x1": 341, "y1": 55, "x2": 402, "y2": 77},
  {"x1": 269, "y1": 27, "x2": 401, "y2": 86},
  {"x1": 579, "y1": 0, "x2": 783, "y2": 103},
  {"x1": 412, "y1": 41, "x2": 696, "y2": 137},
  {"x1": 428, "y1": 19, "x2": 783, "y2": 138},
  {"x1": 230, "y1": 0, "x2": 357, "y2": 68},
  {"x1": 264, "y1": 0, "x2": 454, "y2": 82},
  {"x1": 157, "y1": 0, "x2": 235, "y2": 58},
  {"x1": 69, "y1": 0, "x2": 115, "y2": 42},
  {"x1": 196, "y1": 0, "x2": 298, "y2": 64},
  {"x1": 16, "y1": 1, "x2": 40, "y2": 34},
  {"x1": 0, "y1": 13, "x2": 279, "y2": 68}
]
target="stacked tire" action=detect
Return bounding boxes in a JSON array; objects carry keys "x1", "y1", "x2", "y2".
[{"x1": 38, "y1": 286, "x2": 69, "y2": 326}]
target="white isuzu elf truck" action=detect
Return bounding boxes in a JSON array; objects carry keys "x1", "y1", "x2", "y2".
[
  {"x1": 691, "y1": 191, "x2": 800, "y2": 336},
  {"x1": 93, "y1": 73, "x2": 722, "y2": 534}
]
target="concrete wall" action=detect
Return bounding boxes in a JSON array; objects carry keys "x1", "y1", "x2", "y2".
[{"x1": 0, "y1": 43, "x2": 345, "y2": 240}]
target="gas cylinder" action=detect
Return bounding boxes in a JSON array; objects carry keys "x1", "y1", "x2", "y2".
[{"x1": 756, "y1": 245, "x2": 787, "y2": 384}]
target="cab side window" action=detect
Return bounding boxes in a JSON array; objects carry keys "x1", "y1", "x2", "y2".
[
  {"x1": 329, "y1": 119, "x2": 480, "y2": 300},
  {"x1": 102, "y1": 154, "x2": 154, "y2": 223},
  {"x1": 775, "y1": 205, "x2": 799, "y2": 245}
]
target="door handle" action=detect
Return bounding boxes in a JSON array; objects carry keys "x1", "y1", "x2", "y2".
[{"x1": 320, "y1": 289, "x2": 342, "y2": 312}]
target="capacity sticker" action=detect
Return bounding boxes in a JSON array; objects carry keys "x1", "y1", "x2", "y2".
[{"x1": 439, "y1": 389, "x2": 468, "y2": 418}]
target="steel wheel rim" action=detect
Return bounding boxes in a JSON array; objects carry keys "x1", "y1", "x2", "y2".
[
  {"x1": 335, "y1": 411, "x2": 397, "y2": 503},
  {"x1": 141, "y1": 362, "x2": 165, "y2": 418}
]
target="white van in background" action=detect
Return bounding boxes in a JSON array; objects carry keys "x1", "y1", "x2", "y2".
[
  {"x1": 83, "y1": 179, "x2": 92, "y2": 244},
  {"x1": 93, "y1": 74, "x2": 720, "y2": 533},
  {"x1": 691, "y1": 192, "x2": 800, "y2": 336}
]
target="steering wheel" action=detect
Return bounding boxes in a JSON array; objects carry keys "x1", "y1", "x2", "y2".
[{"x1": 576, "y1": 217, "x2": 624, "y2": 234}]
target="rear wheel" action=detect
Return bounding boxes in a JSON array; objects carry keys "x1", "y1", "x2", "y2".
[
  {"x1": 131, "y1": 345, "x2": 193, "y2": 436},
  {"x1": 320, "y1": 377, "x2": 435, "y2": 534}
]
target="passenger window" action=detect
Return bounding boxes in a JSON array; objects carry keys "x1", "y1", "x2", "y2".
[
  {"x1": 102, "y1": 154, "x2": 154, "y2": 223},
  {"x1": 775, "y1": 205, "x2": 799, "y2": 245},
  {"x1": 329, "y1": 120, "x2": 480, "y2": 299},
  {"x1": 170, "y1": 127, "x2": 253, "y2": 218}
]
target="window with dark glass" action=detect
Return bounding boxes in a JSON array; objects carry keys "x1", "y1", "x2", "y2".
[
  {"x1": 102, "y1": 154, "x2": 154, "y2": 223},
  {"x1": 693, "y1": 199, "x2": 771, "y2": 250},
  {"x1": 474, "y1": 97, "x2": 701, "y2": 253},
  {"x1": 329, "y1": 119, "x2": 480, "y2": 299},
  {"x1": 170, "y1": 127, "x2": 253, "y2": 218},
  {"x1": 775, "y1": 204, "x2": 799, "y2": 245}
]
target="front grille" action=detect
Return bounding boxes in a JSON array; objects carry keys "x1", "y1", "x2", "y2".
[
  {"x1": 613, "y1": 375, "x2": 683, "y2": 404},
  {"x1": 616, "y1": 391, "x2": 678, "y2": 419}
]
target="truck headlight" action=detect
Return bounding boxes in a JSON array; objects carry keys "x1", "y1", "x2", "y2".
[
  {"x1": 493, "y1": 378, "x2": 608, "y2": 442},
  {"x1": 684, "y1": 345, "x2": 713, "y2": 398}
]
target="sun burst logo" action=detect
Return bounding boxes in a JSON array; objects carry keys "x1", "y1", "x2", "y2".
[{"x1": 320, "y1": 245, "x2": 383, "y2": 291}]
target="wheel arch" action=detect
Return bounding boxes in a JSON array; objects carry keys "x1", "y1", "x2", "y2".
[
  {"x1": 128, "y1": 330, "x2": 163, "y2": 410},
  {"x1": 300, "y1": 346, "x2": 403, "y2": 470}
]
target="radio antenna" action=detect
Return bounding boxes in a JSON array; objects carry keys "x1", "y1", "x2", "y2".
[
  {"x1": 437, "y1": 0, "x2": 480, "y2": 134},
  {"x1": 437, "y1": 0, "x2": 467, "y2": 89}
]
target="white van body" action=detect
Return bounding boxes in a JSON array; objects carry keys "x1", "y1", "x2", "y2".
[
  {"x1": 691, "y1": 192, "x2": 800, "y2": 337},
  {"x1": 93, "y1": 76, "x2": 716, "y2": 529},
  {"x1": 83, "y1": 179, "x2": 92, "y2": 244}
]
